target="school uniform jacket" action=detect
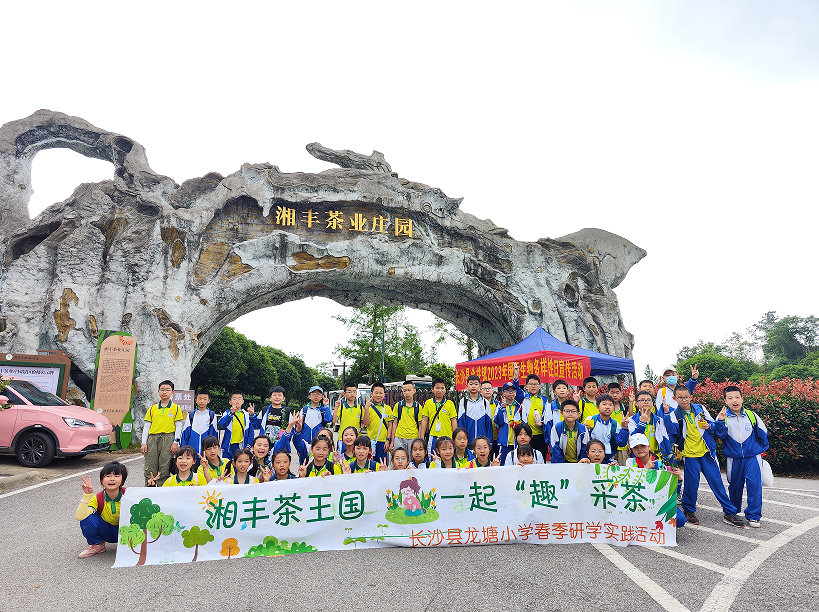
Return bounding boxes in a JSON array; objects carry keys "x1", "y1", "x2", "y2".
[
  {"x1": 667, "y1": 403, "x2": 718, "y2": 460},
  {"x1": 549, "y1": 421, "x2": 590, "y2": 463},
  {"x1": 180, "y1": 409, "x2": 218, "y2": 454},
  {"x1": 493, "y1": 400, "x2": 518, "y2": 447},
  {"x1": 543, "y1": 398, "x2": 563, "y2": 441},
  {"x1": 297, "y1": 404, "x2": 334, "y2": 446},
  {"x1": 626, "y1": 410, "x2": 675, "y2": 458},
  {"x1": 218, "y1": 409, "x2": 254, "y2": 456},
  {"x1": 583, "y1": 415, "x2": 629, "y2": 459},
  {"x1": 274, "y1": 429, "x2": 309, "y2": 464},
  {"x1": 712, "y1": 410, "x2": 769, "y2": 458},
  {"x1": 457, "y1": 395, "x2": 492, "y2": 442}
]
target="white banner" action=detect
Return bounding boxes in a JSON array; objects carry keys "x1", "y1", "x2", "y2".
[{"x1": 114, "y1": 464, "x2": 678, "y2": 567}]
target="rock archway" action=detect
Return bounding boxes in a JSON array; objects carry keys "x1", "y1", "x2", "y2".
[{"x1": 0, "y1": 110, "x2": 646, "y2": 435}]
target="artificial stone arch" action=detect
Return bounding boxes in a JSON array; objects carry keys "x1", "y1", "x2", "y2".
[{"x1": 0, "y1": 110, "x2": 646, "y2": 435}]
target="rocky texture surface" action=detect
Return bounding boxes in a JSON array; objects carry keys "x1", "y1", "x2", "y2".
[{"x1": 0, "y1": 110, "x2": 646, "y2": 437}]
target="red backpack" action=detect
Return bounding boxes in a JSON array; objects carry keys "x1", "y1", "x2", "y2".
[{"x1": 96, "y1": 488, "x2": 126, "y2": 515}]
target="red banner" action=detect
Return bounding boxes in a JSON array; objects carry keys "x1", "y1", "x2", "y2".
[{"x1": 455, "y1": 351, "x2": 591, "y2": 391}]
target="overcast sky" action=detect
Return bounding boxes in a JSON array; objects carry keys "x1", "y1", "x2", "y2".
[{"x1": 4, "y1": 1, "x2": 818, "y2": 380}]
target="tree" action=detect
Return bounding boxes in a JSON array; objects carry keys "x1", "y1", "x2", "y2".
[
  {"x1": 424, "y1": 363, "x2": 455, "y2": 390},
  {"x1": 677, "y1": 352, "x2": 758, "y2": 384},
  {"x1": 191, "y1": 327, "x2": 277, "y2": 396},
  {"x1": 346, "y1": 353, "x2": 406, "y2": 386},
  {"x1": 762, "y1": 315, "x2": 819, "y2": 363},
  {"x1": 427, "y1": 318, "x2": 475, "y2": 361},
  {"x1": 121, "y1": 498, "x2": 174, "y2": 566},
  {"x1": 334, "y1": 304, "x2": 426, "y2": 384},
  {"x1": 286, "y1": 353, "x2": 315, "y2": 403},
  {"x1": 220, "y1": 538, "x2": 240, "y2": 559},
  {"x1": 262, "y1": 347, "x2": 301, "y2": 401},
  {"x1": 182, "y1": 526, "x2": 214, "y2": 562},
  {"x1": 643, "y1": 364, "x2": 656, "y2": 383}
]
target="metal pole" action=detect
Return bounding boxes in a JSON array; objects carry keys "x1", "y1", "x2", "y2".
[{"x1": 380, "y1": 328, "x2": 385, "y2": 383}]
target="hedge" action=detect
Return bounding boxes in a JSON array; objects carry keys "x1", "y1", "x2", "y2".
[{"x1": 689, "y1": 377, "x2": 819, "y2": 472}]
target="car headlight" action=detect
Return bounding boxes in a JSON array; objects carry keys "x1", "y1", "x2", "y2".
[{"x1": 63, "y1": 417, "x2": 95, "y2": 428}]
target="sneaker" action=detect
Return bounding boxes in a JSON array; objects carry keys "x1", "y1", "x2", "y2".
[
  {"x1": 747, "y1": 520, "x2": 761, "y2": 528},
  {"x1": 78, "y1": 543, "x2": 106, "y2": 558},
  {"x1": 683, "y1": 510, "x2": 700, "y2": 525},
  {"x1": 723, "y1": 513, "x2": 746, "y2": 528}
]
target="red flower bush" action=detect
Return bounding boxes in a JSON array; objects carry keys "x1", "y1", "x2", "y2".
[
  {"x1": 691, "y1": 377, "x2": 819, "y2": 471},
  {"x1": 603, "y1": 379, "x2": 819, "y2": 471}
]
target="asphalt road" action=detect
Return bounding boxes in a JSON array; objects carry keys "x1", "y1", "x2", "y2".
[{"x1": 1, "y1": 455, "x2": 817, "y2": 612}]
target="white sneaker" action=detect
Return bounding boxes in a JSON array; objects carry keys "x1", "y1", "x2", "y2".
[{"x1": 747, "y1": 520, "x2": 761, "y2": 528}]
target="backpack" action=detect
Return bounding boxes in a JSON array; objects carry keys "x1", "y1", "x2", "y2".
[
  {"x1": 302, "y1": 405, "x2": 332, "y2": 427},
  {"x1": 744, "y1": 409, "x2": 766, "y2": 447},
  {"x1": 95, "y1": 488, "x2": 125, "y2": 515},
  {"x1": 397, "y1": 400, "x2": 422, "y2": 427}
]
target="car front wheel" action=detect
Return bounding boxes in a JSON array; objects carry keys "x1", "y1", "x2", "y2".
[{"x1": 16, "y1": 431, "x2": 56, "y2": 468}]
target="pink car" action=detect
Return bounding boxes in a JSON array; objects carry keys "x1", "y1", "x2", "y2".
[{"x1": 0, "y1": 377, "x2": 113, "y2": 468}]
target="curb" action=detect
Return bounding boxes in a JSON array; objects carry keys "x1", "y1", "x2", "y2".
[{"x1": 0, "y1": 470, "x2": 43, "y2": 491}]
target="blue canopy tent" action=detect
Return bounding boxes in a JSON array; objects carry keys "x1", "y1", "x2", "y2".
[{"x1": 474, "y1": 327, "x2": 635, "y2": 376}]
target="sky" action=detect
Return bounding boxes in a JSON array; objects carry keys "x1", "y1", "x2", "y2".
[{"x1": 3, "y1": 1, "x2": 818, "y2": 379}]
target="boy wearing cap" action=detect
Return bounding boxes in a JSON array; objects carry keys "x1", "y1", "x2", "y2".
[
  {"x1": 297, "y1": 385, "x2": 334, "y2": 447},
  {"x1": 656, "y1": 364, "x2": 700, "y2": 414},
  {"x1": 493, "y1": 382, "x2": 518, "y2": 465}
]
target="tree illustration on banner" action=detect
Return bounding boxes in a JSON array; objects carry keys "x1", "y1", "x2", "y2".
[
  {"x1": 119, "y1": 497, "x2": 175, "y2": 566},
  {"x1": 220, "y1": 538, "x2": 240, "y2": 559},
  {"x1": 181, "y1": 526, "x2": 214, "y2": 562}
]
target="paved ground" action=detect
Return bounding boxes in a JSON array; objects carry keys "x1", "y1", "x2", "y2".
[
  {"x1": 1, "y1": 455, "x2": 817, "y2": 612},
  {"x1": 0, "y1": 450, "x2": 139, "y2": 492}
]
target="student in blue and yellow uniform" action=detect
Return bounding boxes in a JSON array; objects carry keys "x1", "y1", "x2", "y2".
[
  {"x1": 493, "y1": 382, "x2": 518, "y2": 465},
  {"x1": 334, "y1": 381, "x2": 369, "y2": 435},
  {"x1": 422, "y1": 378, "x2": 458, "y2": 454},
  {"x1": 512, "y1": 367, "x2": 548, "y2": 458},
  {"x1": 348, "y1": 435, "x2": 384, "y2": 473},
  {"x1": 163, "y1": 446, "x2": 199, "y2": 487},
  {"x1": 713, "y1": 386, "x2": 769, "y2": 529},
  {"x1": 626, "y1": 390, "x2": 675, "y2": 458},
  {"x1": 226, "y1": 448, "x2": 261, "y2": 484},
  {"x1": 141, "y1": 380, "x2": 184, "y2": 486},
  {"x1": 469, "y1": 436, "x2": 500, "y2": 467},
  {"x1": 218, "y1": 390, "x2": 255, "y2": 460},
  {"x1": 457, "y1": 375, "x2": 492, "y2": 444},
  {"x1": 452, "y1": 428, "x2": 475, "y2": 467},
  {"x1": 390, "y1": 380, "x2": 424, "y2": 455},
  {"x1": 366, "y1": 382, "x2": 394, "y2": 462},
  {"x1": 430, "y1": 436, "x2": 457, "y2": 468},
  {"x1": 297, "y1": 386, "x2": 334, "y2": 449},
  {"x1": 180, "y1": 389, "x2": 218, "y2": 472},
  {"x1": 577, "y1": 377, "x2": 600, "y2": 422},
  {"x1": 76, "y1": 461, "x2": 128, "y2": 559},
  {"x1": 299, "y1": 435, "x2": 345, "y2": 477},
  {"x1": 543, "y1": 379, "x2": 570, "y2": 442},
  {"x1": 196, "y1": 435, "x2": 231, "y2": 484},
  {"x1": 270, "y1": 449, "x2": 298, "y2": 480},
  {"x1": 550, "y1": 400, "x2": 590, "y2": 463},
  {"x1": 583, "y1": 394, "x2": 629, "y2": 464}
]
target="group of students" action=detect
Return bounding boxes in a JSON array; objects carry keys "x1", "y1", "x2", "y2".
[{"x1": 75, "y1": 365, "x2": 770, "y2": 558}]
